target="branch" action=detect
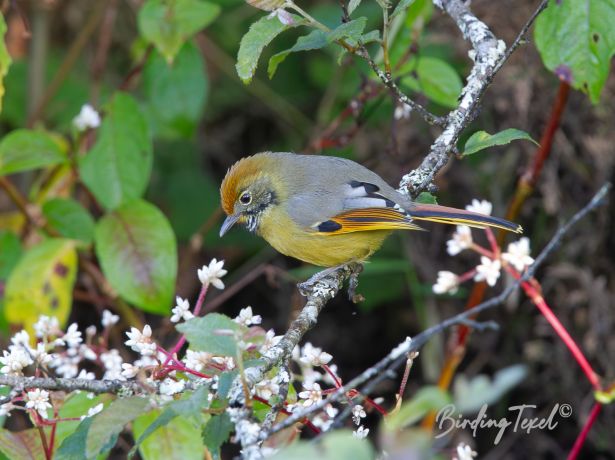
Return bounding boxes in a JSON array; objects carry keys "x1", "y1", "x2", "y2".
[
  {"x1": 399, "y1": 0, "x2": 549, "y2": 198},
  {"x1": 260, "y1": 182, "x2": 611, "y2": 439}
]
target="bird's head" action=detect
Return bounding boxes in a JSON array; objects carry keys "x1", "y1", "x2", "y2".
[{"x1": 219, "y1": 154, "x2": 280, "y2": 236}]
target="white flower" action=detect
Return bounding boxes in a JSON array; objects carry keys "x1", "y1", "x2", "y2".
[
  {"x1": 0, "y1": 347, "x2": 33, "y2": 375},
  {"x1": 474, "y1": 256, "x2": 501, "y2": 286},
  {"x1": 170, "y1": 297, "x2": 194, "y2": 323},
  {"x1": 63, "y1": 323, "x2": 83, "y2": 348},
  {"x1": 73, "y1": 104, "x2": 101, "y2": 131},
  {"x1": 121, "y1": 363, "x2": 139, "y2": 379},
  {"x1": 50, "y1": 354, "x2": 79, "y2": 378},
  {"x1": 255, "y1": 379, "x2": 280, "y2": 400},
  {"x1": 211, "y1": 356, "x2": 235, "y2": 370},
  {"x1": 80, "y1": 403, "x2": 104, "y2": 420},
  {"x1": 447, "y1": 226, "x2": 473, "y2": 256},
  {"x1": 25, "y1": 389, "x2": 52, "y2": 418},
  {"x1": 322, "y1": 364, "x2": 339, "y2": 386},
  {"x1": 352, "y1": 405, "x2": 367, "y2": 425},
  {"x1": 353, "y1": 425, "x2": 369, "y2": 439},
  {"x1": 34, "y1": 316, "x2": 60, "y2": 339},
  {"x1": 101, "y1": 310, "x2": 119, "y2": 328},
  {"x1": 77, "y1": 369, "x2": 95, "y2": 380},
  {"x1": 86, "y1": 325, "x2": 97, "y2": 337},
  {"x1": 453, "y1": 442, "x2": 477, "y2": 460},
  {"x1": 394, "y1": 103, "x2": 412, "y2": 120},
  {"x1": 234, "y1": 306, "x2": 262, "y2": 327},
  {"x1": 184, "y1": 350, "x2": 212, "y2": 372},
  {"x1": 11, "y1": 330, "x2": 30, "y2": 348},
  {"x1": 466, "y1": 199, "x2": 492, "y2": 216},
  {"x1": 433, "y1": 271, "x2": 460, "y2": 295},
  {"x1": 101, "y1": 349, "x2": 125, "y2": 380},
  {"x1": 197, "y1": 258, "x2": 227, "y2": 289},
  {"x1": 298, "y1": 382, "x2": 322, "y2": 407},
  {"x1": 160, "y1": 378, "x2": 185, "y2": 396},
  {"x1": 267, "y1": 8, "x2": 294, "y2": 25},
  {"x1": 125, "y1": 325, "x2": 156, "y2": 356},
  {"x1": 502, "y1": 237, "x2": 534, "y2": 271},
  {"x1": 32, "y1": 343, "x2": 52, "y2": 365},
  {"x1": 300, "y1": 343, "x2": 332, "y2": 367},
  {"x1": 260, "y1": 329, "x2": 282, "y2": 354}
]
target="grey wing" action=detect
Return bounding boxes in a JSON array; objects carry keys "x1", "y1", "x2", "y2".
[{"x1": 282, "y1": 154, "x2": 413, "y2": 230}]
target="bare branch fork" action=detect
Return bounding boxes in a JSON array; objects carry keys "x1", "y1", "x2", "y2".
[{"x1": 223, "y1": 1, "x2": 553, "y2": 455}]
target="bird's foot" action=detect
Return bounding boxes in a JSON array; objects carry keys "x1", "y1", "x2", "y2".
[
  {"x1": 297, "y1": 266, "x2": 340, "y2": 296},
  {"x1": 297, "y1": 263, "x2": 364, "y2": 302},
  {"x1": 347, "y1": 263, "x2": 364, "y2": 303}
]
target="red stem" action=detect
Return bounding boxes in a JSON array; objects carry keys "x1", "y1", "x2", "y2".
[
  {"x1": 162, "y1": 283, "x2": 209, "y2": 367},
  {"x1": 508, "y1": 268, "x2": 601, "y2": 390},
  {"x1": 322, "y1": 364, "x2": 342, "y2": 388},
  {"x1": 567, "y1": 403, "x2": 602, "y2": 460}
]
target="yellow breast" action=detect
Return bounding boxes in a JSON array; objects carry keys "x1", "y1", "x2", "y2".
[{"x1": 257, "y1": 206, "x2": 391, "y2": 267}]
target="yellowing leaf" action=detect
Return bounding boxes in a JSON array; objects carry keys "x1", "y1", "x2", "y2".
[
  {"x1": 0, "y1": 14, "x2": 12, "y2": 113},
  {"x1": 4, "y1": 239, "x2": 77, "y2": 333}
]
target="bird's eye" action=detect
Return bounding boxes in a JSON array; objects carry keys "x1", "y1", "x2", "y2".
[{"x1": 239, "y1": 192, "x2": 252, "y2": 205}]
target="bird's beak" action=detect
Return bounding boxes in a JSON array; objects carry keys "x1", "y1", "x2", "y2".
[{"x1": 220, "y1": 213, "x2": 241, "y2": 237}]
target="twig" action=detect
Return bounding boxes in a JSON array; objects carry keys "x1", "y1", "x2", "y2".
[
  {"x1": 258, "y1": 182, "x2": 611, "y2": 439},
  {"x1": 567, "y1": 402, "x2": 602, "y2": 460}
]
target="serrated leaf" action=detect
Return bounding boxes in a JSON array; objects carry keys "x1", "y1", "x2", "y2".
[
  {"x1": 129, "y1": 386, "x2": 209, "y2": 458},
  {"x1": 0, "y1": 14, "x2": 12, "y2": 113},
  {"x1": 347, "y1": 0, "x2": 362, "y2": 15},
  {"x1": 133, "y1": 410, "x2": 205, "y2": 460},
  {"x1": 42, "y1": 198, "x2": 95, "y2": 244},
  {"x1": 327, "y1": 17, "x2": 367, "y2": 43},
  {"x1": 402, "y1": 57, "x2": 462, "y2": 108},
  {"x1": 534, "y1": 0, "x2": 615, "y2": 103},
  {"x1": 236, "y1": 13, "x2": 299, "y2": 83},
  {"x1": 79, "y1": 93, "x2": 152, "y2": 210},
  {"x1": 386, "y1": 386, "x2": 450, "y2": 430},
  {"x1": 143, "y1": 42, "x2": 208, "y2": 139},
  {"x1": 268, "y1": 30, "x2": 328, "y2": 79},
  {"x1": 95, "y1": 199, "x2": 177, "y2": 314},
  {"x1": 4, "y1": 239, "x2": 77, "y2": 333},
  {"x1": 138, "y1": 0, "x2": 220, "y2": 62},
  {"x1": 0, "y1": 130, "x2": 66, "y2": 176},
  {"x1": 0, "y1": 230, "x2": 22, "y2": 280},
  {"x1": 176, "y1": 313, "x2": 240, "y2": 356},
  {"x1": 201, "y1": 412, "x2": 233, "y2": 457},
  {"x1": 0, "y1": 428, "x2": 46, "y2": 460},
  {"x1": 391, "y1": 0, "x2": 416, "y2": 19},
  {"x1": 462, "y1": 128, "x2": 538, "y2": 157},
  {"x1": 86, "y1": 397, "x2": 151, "y2": 458}
]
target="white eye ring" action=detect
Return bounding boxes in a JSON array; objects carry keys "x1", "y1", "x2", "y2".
[{"x1": 239, "y1": 192, "x2": 252, "y2": 205}]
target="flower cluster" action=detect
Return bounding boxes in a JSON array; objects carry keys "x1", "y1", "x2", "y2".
[{"x1": 433, "y1": 199, "x2": 534, "y2": 295}]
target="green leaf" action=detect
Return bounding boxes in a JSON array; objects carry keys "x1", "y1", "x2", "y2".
[
  {"x1": 130, "y1": 386, "x2": 209, "y2": 457},
  {"x1": 94, "y1": 200, "x2": 177, "y2": 314},
  {"x1": 236, "y1": 13, "x2": 299, "y2": 84},
  {"x1": 54, "y1": 393, "x2": 109, "y2": 453},
  {"x1": 270, "y1": 430, "x2": 374, "y2": 460},
  {"x1": 268, "y1": 18, "x2": 367, "y2": 78},
  {"x1": 56, "y1": 417, "x2": 96, "y2": 460},
  {"x1": 0, "y1": 14, "x2": 12, "y2": 113},
  {"x1": 462, "y1": 128, "x2": 538, "y2": 157},
  {"x1": 201, "y1": 412, "x2": 233, "y2": 457},
  {"x1": 42, "y1": 198, "x2": 96, "y2": 244},
  {"x1": 176, "y1": 313, "x2": 240, "y2": 356},
  {"x1": 143, "y1": 42, "x2": 208, "y2": 140},
  {"x1": 415, "y1": 192, "x2": 437, "y2": 205},
  {"x1": 453, "y1": 365, "x2": 527, "y2": 414},
  {"x1": 268, "y1": 30, "x2": 328, "y2": 79},
  {"x1": 138, "y1": 0, "x2": 220, "y2": 62},
  {"x1": 79, "y1": 93, "x2": 152, "y2": 210},
  {"x1": 133, "y1": 410, "x2": 205, "y2": 460},
  {"x1": 4, "y1": 239, "x2": 77, "y2": 333},
  {"x1": 0, "y1": 231, "x2": 22, "y2": 280},
  {"x1": 391, "y1": 0, "x2": 415, "y2": 19},
  {"x1": 360, "y1": 30, "x2": 381, "y2": 45},
  {"x1": 402, "y1": 57, "x2": 462, "y2": 108},
  {"x1": 86, "y1": 397, "x2": 151, "y2": 458},
  {"x1": 534, "y1": 0, "x2": 615, "y2": 103},
  {"x1": 347, "y1": 0, "x2": 362, "y2": 15},
  {"x1": 386, "y1": 386, "x2": 450, "y2": 430},
  {"x1": 0, "y1": 428, "x2": 46, "y2": 460},
  {"x1": 0, "y1": 130, "x2": 66, "y2": 175}
]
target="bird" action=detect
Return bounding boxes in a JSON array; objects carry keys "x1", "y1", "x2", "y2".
[{"x1": 219, "y1": 152, "x2": 522, "y2": 268}]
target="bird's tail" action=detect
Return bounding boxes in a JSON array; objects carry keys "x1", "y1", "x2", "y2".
[{"x1": 408, "y1": 203, "x2": 523, "y2": 233}]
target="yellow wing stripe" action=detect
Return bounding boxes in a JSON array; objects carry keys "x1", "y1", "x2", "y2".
[{"x1": 317, "y1": 208, "x2": 424, "y2": 235}]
